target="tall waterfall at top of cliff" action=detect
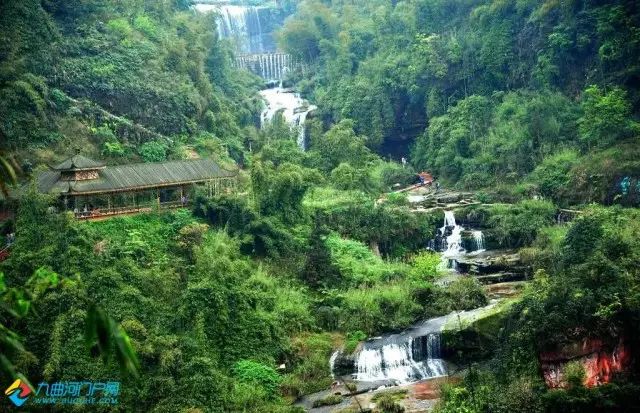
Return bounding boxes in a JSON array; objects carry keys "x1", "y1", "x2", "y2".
[{"x1": 193, "y1": 3, "x2": 284, "y2": 54}]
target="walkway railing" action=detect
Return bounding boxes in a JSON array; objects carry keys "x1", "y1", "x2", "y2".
[
  {"x1": 74, "y1": 201, "x2": 187, "y2": 220},
  {"x1": 0, "y1": 246, "x2": 9, "y2": 262}
]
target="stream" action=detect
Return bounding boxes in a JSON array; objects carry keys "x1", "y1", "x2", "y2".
[
  {"x1": 194, "y1": 2, "x2": 316, "y2": 150},
  {"x1": 331, "y1": 209, "x2": 520, "y2": 386}
]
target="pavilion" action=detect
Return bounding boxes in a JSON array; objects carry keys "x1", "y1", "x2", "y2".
[{"x1": 36, "y1": 155, "x2": 238, "y2": 220}]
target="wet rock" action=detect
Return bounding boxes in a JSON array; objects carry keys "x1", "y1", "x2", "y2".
[
  {"x1": 455, "y1": 250, "x2": 528, "y2": 277},
  {"x1": 483, "y1": 281, "x2": 526, "y2": 299},
  {"x1": 332, "y1": 351, "x2": 356, "y2": 378},
  {"x1": 476, "y1": 272, "x2": 525, "y2": 285}
]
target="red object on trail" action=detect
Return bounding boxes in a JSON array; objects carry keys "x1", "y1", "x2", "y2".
[{"x1": 418, "y1": 172, "x2": 434, "y2": 185}]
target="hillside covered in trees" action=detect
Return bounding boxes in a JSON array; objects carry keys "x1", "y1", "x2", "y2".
[
  {"x1": 280, "y1": 0, "x2": 640, "y2": 205},
  {"x1": 1, "y1": 0, "x2": 640, "y2": 412}
]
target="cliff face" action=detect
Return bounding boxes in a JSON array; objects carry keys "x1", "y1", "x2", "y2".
[{"x1": 540, "y1": 337, "x2": 632, "y2": 388}]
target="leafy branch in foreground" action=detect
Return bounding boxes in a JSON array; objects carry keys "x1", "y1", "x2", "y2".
[
  {"x1": 0, "y1": 268, "x2": 139, "y2": 382},
  {"x1": 0, "y1": 152, "x2": 18, "y2": 197},
  {"x1": 85, "y1": 303, "x2": 140, "y2": 379}
]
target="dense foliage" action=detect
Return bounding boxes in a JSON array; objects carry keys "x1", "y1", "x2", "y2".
[
  {"x1": 280, "y1": 0, "x2": 640, "y2": 206},
  {"x1": 0, "y1": 0, "x2": 260, "y2": 168}
]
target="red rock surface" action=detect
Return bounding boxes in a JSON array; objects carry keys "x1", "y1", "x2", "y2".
[
  {"x1": 540, "y1": 337, "x2": 631, "y2": 388},
  {"x1": 411, "y1": 377, "x2": 461, "y2": 400}
]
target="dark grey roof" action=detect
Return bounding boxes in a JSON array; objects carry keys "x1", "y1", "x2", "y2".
[
  {"x1": 53, "y1": 155, "x2": 105, "y2": 171},
  {"x1": 37, "y1": 158, "x2": 237, "y2": 195}
]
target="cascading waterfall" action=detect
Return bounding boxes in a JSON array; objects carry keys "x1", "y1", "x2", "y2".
[
  {"x1": 194, "y1": 4, "x2": 273, "y2": 54},
  {"x1": 260, "y1": 88, "x2": 316, "y2": 149},
  {"x1": 337, "y1": 303, "x2": 499, "y2": 386},
  {"x1": 235, "y1": 53, "x2": 292, "y2": 81},
  {"x1": 194, "y1": 3, "x2": 313, "y2": 148},
  {"x1": 440, "y1": 211, "x2": 465, "y2": 261},
  {"x1": 472, "y1": 230, "x2": 486, "y2": 252},
  {"x1": 355, "y1": 333, "x2": 446, "y2": 383}
]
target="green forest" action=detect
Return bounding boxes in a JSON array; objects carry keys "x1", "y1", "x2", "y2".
[{"x1": 1, "y1": 0, "x2": 639, "y2": 412}]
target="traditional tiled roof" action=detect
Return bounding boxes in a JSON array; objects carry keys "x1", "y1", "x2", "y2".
[
  {"x1": 53, "y1": 155, "x2": 105, "y2": 171},
  {"x1": 37, "y1": 158, "x2": 237, "y2": 195}
]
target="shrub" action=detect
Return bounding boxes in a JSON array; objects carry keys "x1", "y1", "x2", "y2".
[
  {"x1": 564, "y1": 361, "x2": 586, "y2": 389},
  {"x1": 386, "y1": 192, "x2": 408, "y2": 206},
  {"x1": 337, "y1": 283, "x2": 422, "y2": 335},
  {"x1": 139, "y1": 140, "x2": 168, "y2": 162},
  {"x1": 312, "y1": 394, "x2": 343, "y2": 407},
  {"x1": 285, "y1": 333, "x2": 335, "y2": 396},
  {"x1": 371, "y1": 389, "x2": 408, "y2": 403},
  {"x1": 325, "y1": 233, "x2": 408, "y2": 286},
  {"x1": 374, "y1": 161, "x2": 416, "y2": 190},
  {"x1": 375, "y1": 393, "x2": 405, "y2": 413},
  {"x1": 107, "y1": 18, "x2": 133, "y2": 38},
  {"x1": 427, "y1": 278, "x2": 489, "y2": 317},
  {"x1": 330, "y1": 162, "x2": 372, "y2": 191},
  {"x1": 447, "y1": 277, "x2": 489, "y2": 311},
  {"x1": 409, "y1": 251, "x2": 441, "y2": 282},
  {"x1": 528, "y1": 149, "x2": 580, "y2": 203},
  {"x1": 488, "y1": 200, "x2": 556, "y2": 247},
  {"x1": 103, "y1": 140, "x2": 127, "y2": 157},
  {"x1": 344, "y1": 330, "x2": 366, "y2": 353},
  {"x1": 133, "y1": 15, "x2": 158, "y2": 39},
  {"x1": 233, "y1": 360, "x2": 282, "y2": 399}
]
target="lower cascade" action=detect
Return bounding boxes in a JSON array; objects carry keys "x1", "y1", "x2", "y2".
[
  {"x1": 355, "y1": 333, "x2": 447, "y2": 383},
  {"x1": 260, "y1": 87, "x2": 316, "y2": 149}
]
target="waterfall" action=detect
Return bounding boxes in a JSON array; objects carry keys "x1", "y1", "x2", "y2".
[
  {"x1": 260, "y1": 87, "x2": 316, "y2": 150},
  {"x1": 234, "y1": 53, "x2": 293, "y2": 81},
  {"x1": 472, "y1": 230, "x2": 485, "y2": 252},
  {"x1": 337, "y1": 303, "x2": 499, "y2": 385},
  {"x1": 440, "y1": 211, "x2": 465, "y2": 258},
  {"x1": 193, "y1": 4, "x2": 280, "y2": 55},
  {"x1": 294, "y1": 107, "x2": 313, "y2": 149},
  {"x1": 355, "y1": 334, "x2": 446, "y2": 383},
  {"x1": 329, "y1": 350, "x2": 339, "y2": 379}
]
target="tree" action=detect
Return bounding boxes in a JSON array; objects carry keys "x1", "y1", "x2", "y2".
[
  {"x1": 302, "y1": 216, "x2": 339, "y2": 288},
  {"x1": 578, "y1": 85, "x2": 639, "y2": 148},
  {"x1": 309, "y1": 119, "x2": 374, "y2": 172},
  {"x1": 251, "y1": 161, "x2": 316, "y2": 224}
]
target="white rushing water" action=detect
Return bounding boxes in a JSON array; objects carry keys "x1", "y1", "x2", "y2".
[
  {"x1": 260, "y1": 87, "x2": 316, "y2": 149},
  {"x1": 472, "y1": 230, "x2": 486, "y2": 252},
  {"x1": 440, "y1": 210, "x2": 465, "y2": 259},
  {"x1": 352, "y1": 302, "x2": 498, "y2": 383},
  {"x1": 236, "y1": 53, "x2": 293, "y2": 81},
  {"x1": 356, "y1": 335, "x2": 446, "y2": 383},
  {"x1": 329, "y1": 350, "x2": 339, "y2": 379},
  {"x1": 194, "y1": 4, "x2": 272, "y2": 54}
]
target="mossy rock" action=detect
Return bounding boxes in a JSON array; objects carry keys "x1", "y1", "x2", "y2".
[
  {"x1": 312, "y1": 394, "x2": 343, "y2": 408},
  {"x1": 441, "y1": 300, "x2": 514, "y2": 364}
]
